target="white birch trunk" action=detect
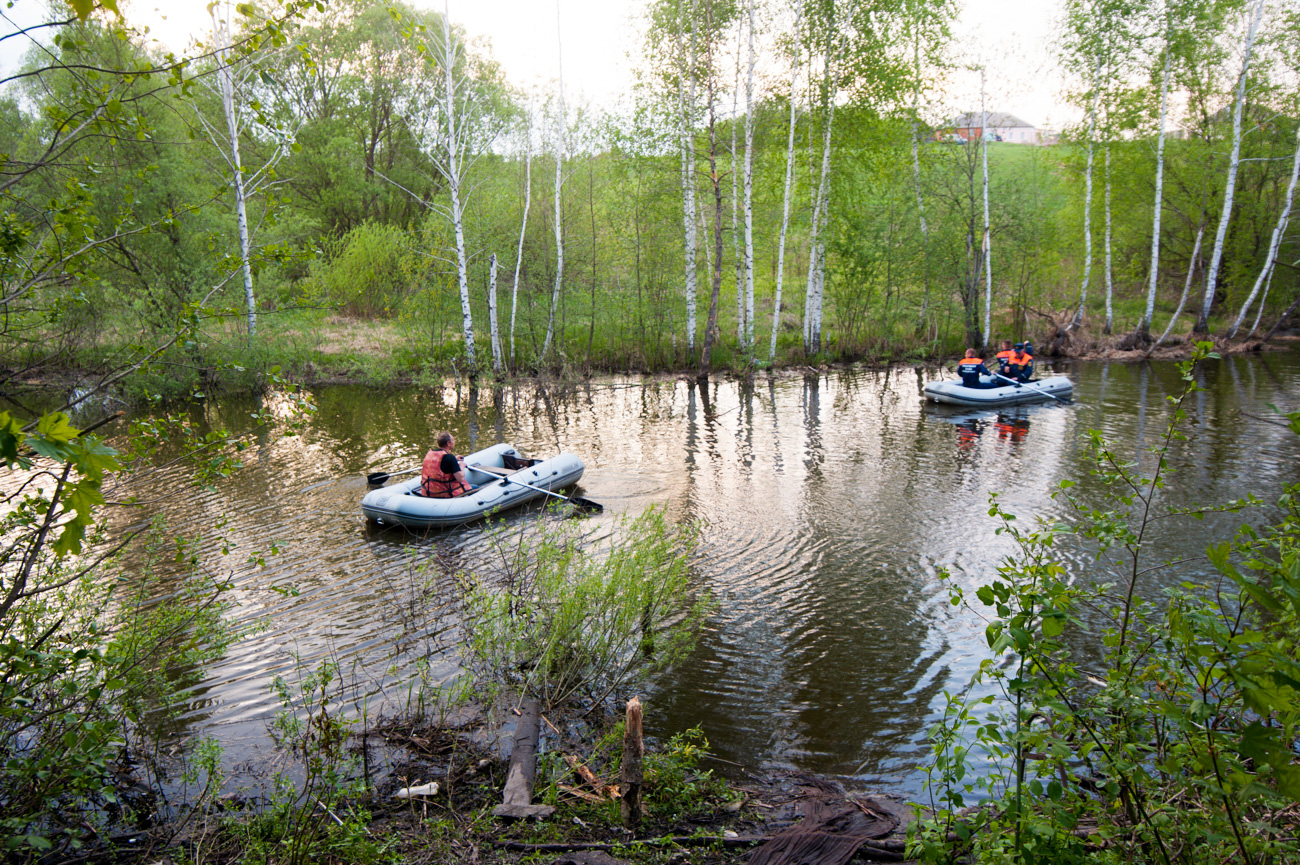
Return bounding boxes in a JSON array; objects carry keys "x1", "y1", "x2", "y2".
[
  {"x1": 1071, "y1": 57, "x2": 1100, "y2": 332},
  {"x1": 1153, "y1": 220, "x2": 1204, "y2": 348},
  {"x1": 680, "y1": 0, "x2": 700, "y2": 353},
  {"x1": 732, "y1": 13, "x2": 744, "y2": 348},
  {"x1": 743, "y1": 0, "x2": 756, "y2": 351},
  {"x1": 807, "y1": 55, "x2": 837, "y2": 354},
  {"x1": 1140, "y1": 48, "x2": 1171, "y2": 335},
  {"x1": 1103, "y1": 144, "x2": 1113, "y2": 334},
  {"x1": 908, "y1": 18, "x2": 931, "y2": 326},
  {"x1": 212, "y1": 8, "x2": 257, "y2": 336},
  {"x1": 1228, "y1": 126, "x2": 1300, "y2": 337},
  {"x1": 443, "y1": 2, "x2": 476, "y2": 370},
  {"x1": 980, "y1": 69, "x2": 992, "y2": 349},
  {"x1": 1197, "y1": 0, "x2": 1266, "y2": 333},
  {"x1": 542, "y1": 2, "x2": 566, "y2": 360},
  {"x1": 488, "y1": 253, "x2": 501, "y2": 373},
  {"x1": 510, "y1": 135, "x2": 532, "y2": 365},
  {"x1": 768, "y1": 0, "x2": 802, "y2": 362},
  {"x1": 1248, "y1": 261, "x2": 1276, "y2": 336}
]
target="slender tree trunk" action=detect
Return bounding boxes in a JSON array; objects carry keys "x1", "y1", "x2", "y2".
[
  {"x1": 769, "y1": 0, "x2": 802, "y2": 363},
  {"x1": 443, "y1": 1, "x2": 476, "y2": 371},
  {"x1": 1139, "y1": 48, "x2": 1172, "y2": 337},
  {"x1": 808, "y1": 87, "x2": 836, "y2": 354},
  {"x1": 212, "y1": 9, "x2": 257, "y2": 336},
  {"x1": 743, "y1": 0, "x2": 756, "y2": 352},
  {"x1": 731, "y1": 13, "x2": 744, "y2": 349},
  {"x1": 510, "y1": 131, "x2": 532, "y2": 365},
  {"x1": 1248, "y1": 264, "x2": 1275, "y2": 336},
  {"x1": 699, "y1": 52, "x2": 725, "y2": 378},
  {"x1": 911, "y1": 89, "x2": 930, "y2": 326},
  {"x1": 542, "y1": 2, "x2": 566, "y2": 360},
  {"x1": 980, "y1": 69, "x2": 992, "y2": 349},
  {"x1": 1071, "y1": 57, "x2": 1100, "y2": 332},
  {"x1": 588, "y1": 161, "x2": 598, "y2": 359},
  {"x1": 488, "y1": 253, "x2": 501, "y2": 373},
  {"x1": 679, "y1": 0, "x2": 700, "y2": 353},
  {"x1": 1153, "y1": 217, "x2": 1205, "y2": 349},
  {"x1": 1227, "y1": 125, "x2": 1300, "y2": 337},
  {"x1": 1196, "y1": 0, "x2": 1266, "y2": 334},
  {"x1": 1103, "y1": 144, "x2": 1113, "y2": 334}
]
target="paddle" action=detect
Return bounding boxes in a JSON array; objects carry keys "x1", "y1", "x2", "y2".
[
  {"x1": 367, "y1": 466, "x2": 420, "y2": 485},
  {"x1": 994, "y1": 372, "x2": 1071, "y2": 404},
  {"x1": 472, "y1": 465, "x2": 603, "y2": 512}
]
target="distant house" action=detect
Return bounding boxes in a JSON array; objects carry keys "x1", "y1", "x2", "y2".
[{"x1": 947, "y1": 112, "x2": 1044, "y2": 144}]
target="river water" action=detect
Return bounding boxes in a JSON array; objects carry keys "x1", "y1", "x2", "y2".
[{"x1": 107, "y1": 351, "x2": 1300, "y2": 795}]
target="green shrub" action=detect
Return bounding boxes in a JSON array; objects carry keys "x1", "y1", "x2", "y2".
[
  {"x1": 455, "y1": 507, "x2": 710, "y2": 708},
  {"x1": 912, "y1": 344, "x2": 1300, "y2": 865},
  {"x1": 309, "y1": 223, "x2": 423, "y2": 318}
]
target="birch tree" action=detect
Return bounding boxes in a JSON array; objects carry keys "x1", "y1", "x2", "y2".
[
  {"x1": 488, "y1": 253, "x2": 502, "y2": 372},
  {"x1": 510, "y1": 113, "x2": 532, "y2": 365},
  {"x1": 1137, "y1": 31, "x2": 1172, "y2": 339},
  {"x1": 198, "y1": 2, "x2": 297, "y2": 337},
  {"x1": 678, "y1": 0, "x2": 701, "y2": 353},
  {"x1": 741, "y1": 0, "x2": 757, "y2": 352},
  {"x1": 1226, "y1": 126, "x2": 1300, "y2": 338},
  {"x1": 980, "y1": 68, "x2": 992, "y2": 348},
  {"x1": 542, "y1": 2, "x2": 566, "y2": 361},
  {"x1": 1195, "y1": 0, "x2": 1267, "y2": 334},
  {"x1": 731, "y1": 13, "x2": 744, "y2": 349},
  {"x1": 803, "y1": 0, "x2": 845, "y2": 356},
  {"x1": 696, "y1": 0, "x2": 737, "y2": 378},
  {"x1": 1070, "y1": 56, "x2": 1101, "y2": 332},
  {"x1": 769, "y1": 0, "x2": 804, "y2": 363},
  {"x1": 440, "y1": 0, "x2": 476, "y2": 370}
]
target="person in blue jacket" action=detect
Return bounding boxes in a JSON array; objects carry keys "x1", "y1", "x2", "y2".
[{"x1": 956, "y1": 349, "x2": 994, "y2": 389}]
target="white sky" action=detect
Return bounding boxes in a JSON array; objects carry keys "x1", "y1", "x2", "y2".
[{"x1": 3, "y1": 0, "x2": 1078, "y2": 129}]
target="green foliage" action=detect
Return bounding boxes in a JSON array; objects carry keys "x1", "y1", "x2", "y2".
[
  {"x1": 308, "y1": 222, "x2": 425, "y2": 318},
  {"x1": 455, "y1": 507, "x2": 710, "y2": 708},
  {"x1": 230, "y1": 658, "x2": 374, "y2": 865},
  {"x1": 644, "y1": 727, "x2": 731, "y2": 822},
  {"x1": 912, "y1": 343, "x2": 1300, "y2": 864},
  {"x1": 0, "y1": 518, "x2": 238, "y2": 858}
]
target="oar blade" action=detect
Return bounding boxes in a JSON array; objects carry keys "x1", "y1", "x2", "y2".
[
  {"x1": 571, "y1": 496, "x2": 603, "y2": 512},
  {"x1": 367, "y1": 471, "x2": 390, "y2": 485}
]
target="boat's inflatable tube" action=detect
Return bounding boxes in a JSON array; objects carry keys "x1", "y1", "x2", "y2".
[
  {"x1": 923, "y1": 374, "x2": 1073, "y2": 407},
  {"x1": 361, "y1": 443, "x2": 586, "y2": 529}
]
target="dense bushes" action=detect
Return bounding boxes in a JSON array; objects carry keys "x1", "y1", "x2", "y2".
[{"x1": 912, "y1": 345, "x2": 1300, "y2": 864}]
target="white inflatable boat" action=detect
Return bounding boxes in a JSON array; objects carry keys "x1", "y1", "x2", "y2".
[
  {"x1": 361, "y1": 443, "x2": 586, "y2": 529},
  {"x1": 923, "y1": 374, "x2": 1073, "y2": 408}
]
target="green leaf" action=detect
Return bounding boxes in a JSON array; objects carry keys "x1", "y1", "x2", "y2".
[{"x1": 65, "y1": 0, "x2": 95, "y2": 21}]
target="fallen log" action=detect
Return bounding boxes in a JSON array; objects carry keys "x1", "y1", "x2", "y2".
[
  {"x1": 492, "y1": 835, "x2": 907, "y2": 859},
  {"x1": 492, "y1": 699, "x2": 556, "y2": 820}
]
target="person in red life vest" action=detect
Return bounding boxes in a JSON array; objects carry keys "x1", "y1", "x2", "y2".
[
  {"x1": 421, "y1": 431, "x2": 475, "y2": 498},
  {"x1": 1007, "y1": 342, "x2": 1034, "y2": 382},
  {"x1": 956, "y1": 348, "x2": 994, "y2": 389},
  {"x1": 994, "y1": 340, "x2": 1015, "y2": 376}
]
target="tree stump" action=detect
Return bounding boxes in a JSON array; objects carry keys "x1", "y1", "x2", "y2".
[{"x1": 620, "y1": 696, "x2": 644, "y2": 829}]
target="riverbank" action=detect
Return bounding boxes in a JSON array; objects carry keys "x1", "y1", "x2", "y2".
[
  {"x1": 11, "y1": 306, "x2": 1296, "y2": 407},
  {"x1": 144, "y1": 707, "x2": 918, "y2": 865}
]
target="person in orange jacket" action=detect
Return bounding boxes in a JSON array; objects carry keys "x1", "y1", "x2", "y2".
[
  {"x1": 1007, "y1": 342, "x2": 1034, "y2": 382},
  {"x1": 994, "y1": 340, "x2": 1015, "y2": 376},
  {"x1": 421, "y1": 431, "x2": 476, "y2": 498},
  {"x1": 956, "y1": 348, "x2": 994, "y2": 389}
]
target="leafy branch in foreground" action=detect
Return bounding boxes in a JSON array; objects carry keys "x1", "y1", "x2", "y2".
[{"x1": 913, "y1": 343, "x2": 1300, "y2": 865}]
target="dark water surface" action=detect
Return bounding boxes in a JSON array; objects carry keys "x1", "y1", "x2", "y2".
[{"x1": 112, "y1": 352, "x2": 1300, "y2": 795}]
